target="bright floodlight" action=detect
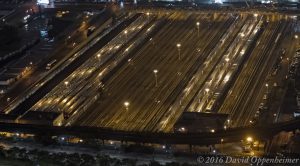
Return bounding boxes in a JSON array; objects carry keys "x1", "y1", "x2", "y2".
[
  {"x1": 225, "y1": 58, "x2": 230, "y2": 62},
  {"x1": 196, "y1": 22, "x2": 200, "y2": 26},
  {"x1": 176, "y1": 43, "x2": 181, "y2": 48},
  {"x1": 153, "y1": 69, "x2": 158, "y2": 74},
  {"x1": 64, "y1": 81, "x2": 69, "y2": 86},
  {"x1": 205, "y1": 88, "x2": 210, "y2": 93},
  {"x1": 214, "y1": 0, "x2": 223, "y2": 4},
  {"x1": 124, "y1": 102, "x2": 130, "y2": 107},
  {"x1": 246, "y1": 137, "x2": 253, "y2": 142},
  {"x1": 295, "y1": 35, "x2": 299, "y2": 39},
  {"x1": 124, "y1": 30, "x2": 128, "y2": 34},
  {"x1": 37, "y1": 0, "x2": 49, "y2": 4}
]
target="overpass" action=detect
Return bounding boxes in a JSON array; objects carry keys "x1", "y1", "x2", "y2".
[{"x1": 0, "y1": 118, "x2": 300, "y2": 145}]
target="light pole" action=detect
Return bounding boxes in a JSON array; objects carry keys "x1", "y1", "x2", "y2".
[
  {"x1": 150, "y1": 38, "x2": 154, "y2": 46},
  {"x1": 124, "y1": 101, "x2": 130, "y2": 111},
  {"x1": 153, "y1": 69, "x2": 158, "y2": 87},
  {"x1": 205, "y1": 88, "x2": 210, "y2": 103},
  {"x1": 176, "y1": 43, "x2": 181, "y2": 60},
  {"x1": 265, "y1": 83, "x2": 269, "y2": 93},
  {"x1": 205, "y1": 88, "x2": 210, "y2": 94},
  {"x1": 124, "y1": 30, "x2": 128, "y2": 39},
  {"x1": 65, "y1": 35, "x2": 71, "y2": 45},
  {"x1": 246, "y1": 136, "x2": 253, "y2": 143},
  {"x1": 227, "y1": 119, "x2": 230, "y2": 128},
  {"x1": 221, "y1": 138, "x2": 224, "y2": 154},
  {"x1": 196, "y1": 22, "x2": 200, "y2": 37},
  {"x1": 225, "y1": 57, "x2": 230, "y2": 63},
  {"x1": 64, "y1": 81, "x2": 69, "y2": 87},
  {"x1": 146, "y1": 12, "x2": 150, "y2": 22},
  {"x1": 225, "y1": 57, "x2": 230, "y2": 70}
]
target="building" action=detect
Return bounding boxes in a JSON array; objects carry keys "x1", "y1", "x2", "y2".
[{"x1": 174, "y1": 112, "x2": 229, "y2": 133}]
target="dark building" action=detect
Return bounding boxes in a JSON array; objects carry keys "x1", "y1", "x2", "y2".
[{"x1": 174, "y1": 112, "x2": 229, "y2": 133}]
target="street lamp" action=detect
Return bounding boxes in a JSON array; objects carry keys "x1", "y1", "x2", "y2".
[
  {"x1": 295, "y1": 35, "x2": 298, "y2": 39},
  {"x1": 153, "y1": 69, "x2": 158, "y2": 87},
  {"x1": 205, "y1": 88, "x2": 210, "y2": 94},
  {"x1": 146, "y1": 12, "x2": 150, "y2": 22},
  {"x1": 64, "y1": 81, "x2": 69, "y2": 87},
  {"x1": 149, "y1": 38, "x2": 154, "y2": 46},
  {"x1": 246, "y1": 136, "x2": 253, "y2": 142},
  {"x1": 225, "y1": 57, "x2": 230, "y2": 63},
  {"x1": 265, "y1": 83, "x2": 269, "y2": 93},
  {"x1": 124, "y1": 30, "x2": 128, "y2": 39},
  {"x1": 225, "y1": 57, "x2": 230, "y2": 68},
  {"x1": 176, "y1": 43, "x2": 181, "y2": 60},
  {"x1": 196, "y1": 22, "x2": 200, "y2": 36},
  {"x1": 221, "y1": 138, "x2": 224, "y2": 153},
  {"x1": 124, "y1": 101, "x2": 130, "y2": 110},
  {"x1": 227, "y1": 119, "x2": 231, "y2": 127}
]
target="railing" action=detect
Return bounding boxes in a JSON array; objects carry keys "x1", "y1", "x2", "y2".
[{"x1": 0, "y1": 117, "x2": 300, "y2": 145}]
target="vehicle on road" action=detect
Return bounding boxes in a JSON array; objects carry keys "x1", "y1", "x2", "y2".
[
  {"x1": 87, "y1": 26, "x2": 96, "y2": 36},
  {"x1": 46, "y1": 59, "x2": 57, "y2": 70}
]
